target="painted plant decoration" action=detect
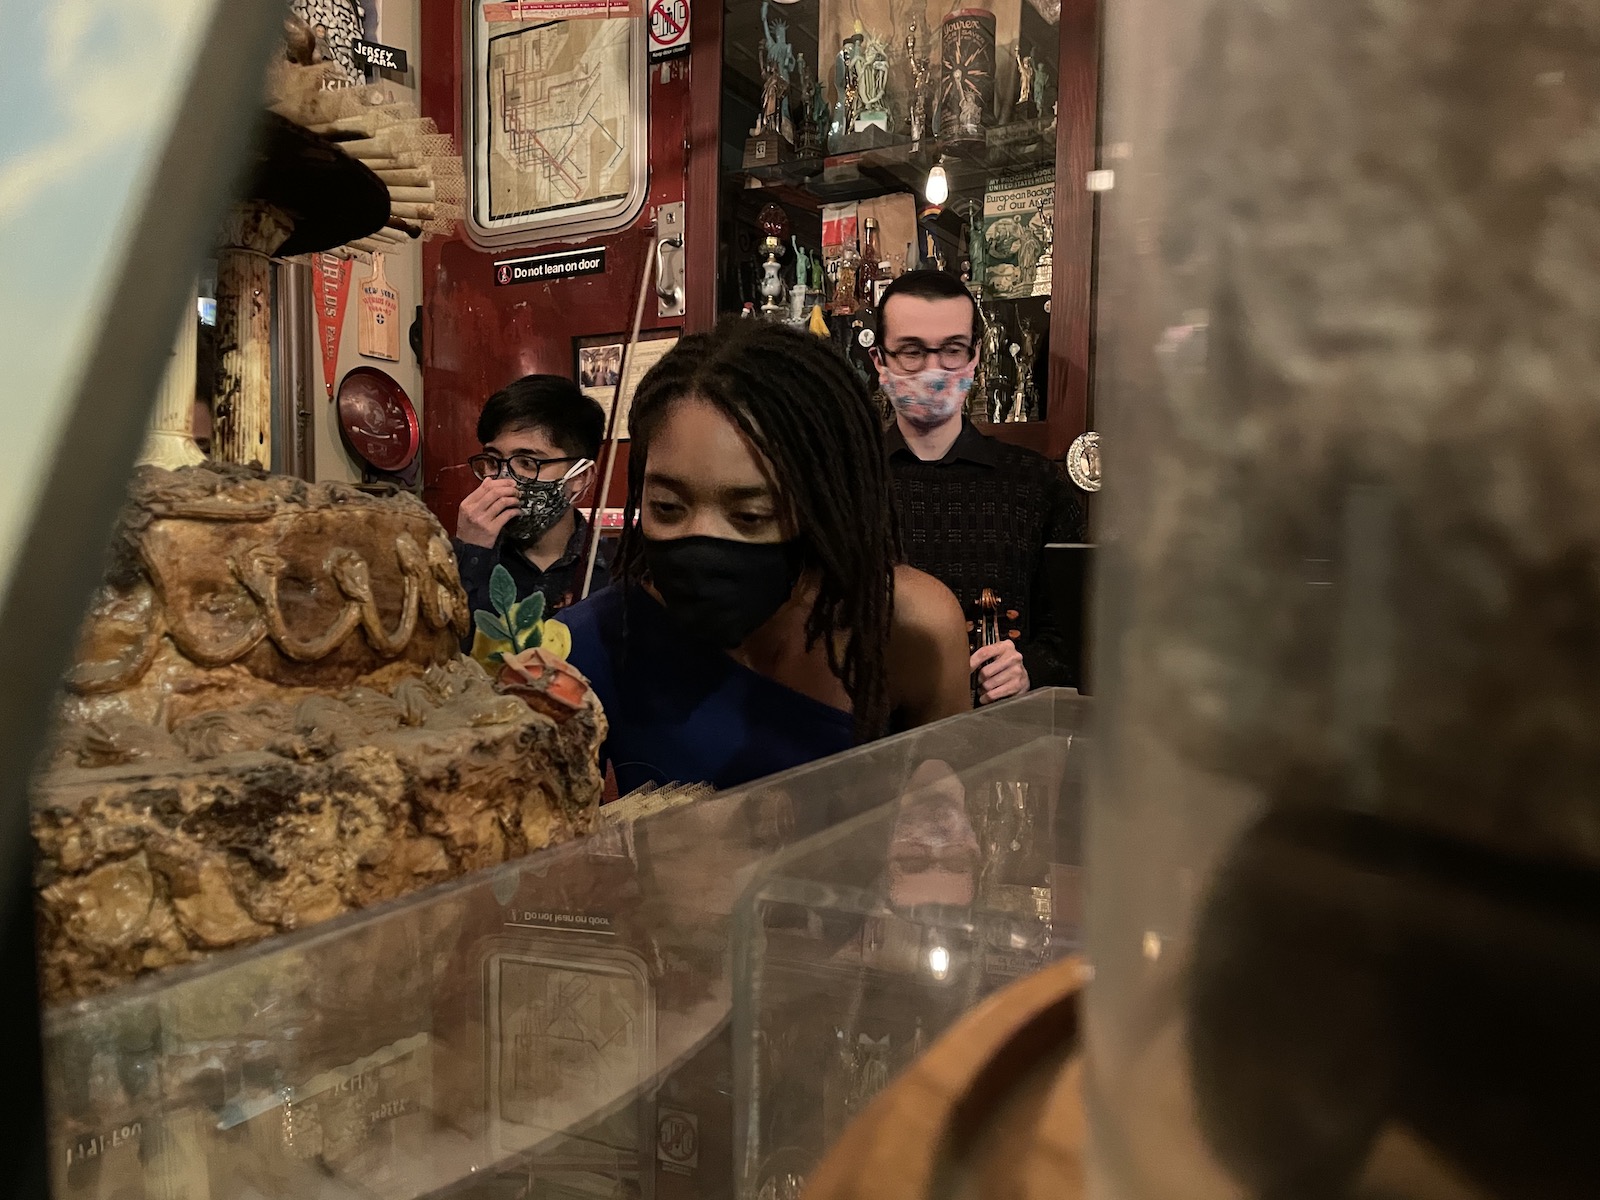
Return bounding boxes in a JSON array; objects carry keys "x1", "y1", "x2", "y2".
[{"x1": 471, "y1": 563, "x2": 573, "y2": 671}]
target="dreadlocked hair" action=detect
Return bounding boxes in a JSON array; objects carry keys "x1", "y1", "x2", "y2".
[{"x1": 616, "y1": 319, "x2": 903, "y2": 743}]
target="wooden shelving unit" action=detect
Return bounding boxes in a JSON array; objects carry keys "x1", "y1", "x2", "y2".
[{"x1": 692, "y1": 0, "x2": 1100, "y2": 462}]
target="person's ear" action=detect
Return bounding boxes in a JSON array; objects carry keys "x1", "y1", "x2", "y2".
[{"x1": 566, "y1": 460, "x2": 597, "y2": 504}]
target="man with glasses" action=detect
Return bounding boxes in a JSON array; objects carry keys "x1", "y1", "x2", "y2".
[
  {"x1": 873, "y1": 270, "x2": 1087, "y2": 703},
  {"x1": 455, "y1": 375, "x2": 607, "y2": 644}
]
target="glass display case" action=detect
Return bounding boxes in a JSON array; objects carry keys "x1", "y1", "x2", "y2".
[
  {"x1": 42, "y1": 690, "x2": 1085, "y2": 1200},
  {"x1": 732, "y1": 710, "x2": 1082, "y2": 1198},
  {"x1": 712, "y1": 0, "x2": 1097, "y2": 459}
]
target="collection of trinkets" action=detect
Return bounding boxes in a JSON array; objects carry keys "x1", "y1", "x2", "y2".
[
  {"x1": 743, "y1": 2, "x2": 1057, "y2": 168},
  {"x1": 738, "y1": 2, "x2": 1056, "y2": 423},
  {"x1": 741, "y1": 200, "x2": 1044, "y2": 422}
]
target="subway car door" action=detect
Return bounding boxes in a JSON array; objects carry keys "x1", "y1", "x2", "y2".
[{"x1": 420, "y1": 0, "x2": 701, "y2": 540}]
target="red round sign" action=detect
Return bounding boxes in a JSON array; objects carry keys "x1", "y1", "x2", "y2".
[
  {"x1": 336, "y1": 367, "x2": 420, "y2": 473},
  {"x1": 649, "y1": 0, "x2": 687, "y2": 48}
]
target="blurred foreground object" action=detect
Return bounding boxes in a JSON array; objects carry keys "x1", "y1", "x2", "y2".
[
  {"x1": 0, "y1": 0, "x2": 294, "y2": 1194},
  {"x1": 1087, "y1": 0, "x2": 1600, "y2": 1196},
  {"x1": 802, "y1": 956, "x2": 1086, "y2": 1200}
]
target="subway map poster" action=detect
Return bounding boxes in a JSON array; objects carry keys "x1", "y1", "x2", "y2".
[{"x1": 477, "y1": 18, "x2": 634, "y2": 226}]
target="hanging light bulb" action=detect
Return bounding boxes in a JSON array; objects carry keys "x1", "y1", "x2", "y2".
[{"x1": 924, "y1": 158, "x2": 949, "y2": 208}]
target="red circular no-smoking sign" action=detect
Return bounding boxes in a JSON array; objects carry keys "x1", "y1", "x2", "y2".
[{"x1": 649, "y1": 0, "x2": 688, "y2": 49}]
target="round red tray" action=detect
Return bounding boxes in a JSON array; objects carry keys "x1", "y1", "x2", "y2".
[{"x1": 336, "y1": 366, "x2": 420, "y2": 473}]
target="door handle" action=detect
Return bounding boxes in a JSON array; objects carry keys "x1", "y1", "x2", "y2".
[
  {"x1": 656, "y1": 235, "x2": 684, "y2": 310},
  {"x1": 655, "y1": 201, "x2": 686, "y2": 318}
]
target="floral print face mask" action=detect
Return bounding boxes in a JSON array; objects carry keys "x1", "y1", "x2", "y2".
[{"x1": 878, "y1": 362, "x2": 976, "y2": 432}]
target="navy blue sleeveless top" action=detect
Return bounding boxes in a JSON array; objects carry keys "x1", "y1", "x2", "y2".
[{"x1": 563, "y1": 584, "x2": 855, "y2": 794}]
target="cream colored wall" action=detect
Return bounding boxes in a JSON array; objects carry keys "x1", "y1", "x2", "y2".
[
  {"x1": 312, "y1": 0, "x2": 426, "y2": 484},
  {"x1": 312, "y1": 246, "x2": 425, "y2": 483}
]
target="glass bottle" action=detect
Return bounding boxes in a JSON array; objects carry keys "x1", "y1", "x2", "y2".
[{"x1": 856, "y1": 219, "x2": 882, "y2": 309}]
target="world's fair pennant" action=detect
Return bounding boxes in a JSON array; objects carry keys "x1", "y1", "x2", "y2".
[{"x1": 314, "y1": 254, "x2": 354, "y2": 398}]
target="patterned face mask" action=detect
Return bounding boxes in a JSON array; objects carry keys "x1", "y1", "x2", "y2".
[
  {"x1": 503, "y1": 459, "x2": 593, "y2": 544},
  {"x1": 878, "y1": 362, "x2": 976, "y2": 432}
]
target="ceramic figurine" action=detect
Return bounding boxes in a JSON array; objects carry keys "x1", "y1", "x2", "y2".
[
  {"x1": 852, "y1": 23, "x2": 891, "y2": 133},
  {"x1": 753, "y1": 1, "x2": 796, "y2": 139},
  {"x1": 1006, "y1": 319, "x2": 1039, "y2": 421},
  {"x1": 960, "y1": 197, "x2": 990, "y2": 296},
  {"x1": 833, "y1": 35, "x2": 862, "y2": 140},
  {"x1": 906, "y1": 17, "x2": 931, "y2": 144},
  {"x1": 1015, "y1": 47, "x2": 1037, "y2": 120},
  {"x1": 976, "y1": 299, "x2": 1008, "y2": 421}
]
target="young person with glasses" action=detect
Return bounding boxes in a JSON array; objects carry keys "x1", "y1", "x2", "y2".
[
  {"x1": 454, "y1": 375, "x2": 607, "y2": 643},
  {"x1": 872, "y1": 270, "x2": 1088, "y2": 703}
]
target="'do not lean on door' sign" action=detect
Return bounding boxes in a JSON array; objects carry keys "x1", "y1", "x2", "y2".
[
  {"x1": 493, "y1": 246, "x2": 608, "y2": 287},
  {"x1": 648, "y1": 0, "x2": 690, "y2": 60}
]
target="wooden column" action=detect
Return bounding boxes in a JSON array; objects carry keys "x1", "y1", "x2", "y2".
[
  {"x1": 138, "y1": 282, "x2": 207, "y2": 471},
  {"x1": 1045, "y1": 0, "x2": 1101, "y2": 460},
  {"x1": 214, "y1": 202, "x2": 292, "y2": 468},
  {"x1": 684, "y1": 0, "x2": 724, "y2": 333}
]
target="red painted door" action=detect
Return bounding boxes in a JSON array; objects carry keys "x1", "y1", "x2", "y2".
[{"x1": 420, "y1": 5, "x2": 697, "y2": 535}]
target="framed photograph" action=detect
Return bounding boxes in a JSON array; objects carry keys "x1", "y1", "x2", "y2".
[
  {"x1": 578, "y1": 343, "x2": 623, "y2": 390},
  {"x1": 574, "y1": 329, "x2": 679, "y2": 434}
]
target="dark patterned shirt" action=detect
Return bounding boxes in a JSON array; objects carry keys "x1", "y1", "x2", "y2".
[{"x1": 887, "y1": 421, "x2": 1088, "y2": 688}]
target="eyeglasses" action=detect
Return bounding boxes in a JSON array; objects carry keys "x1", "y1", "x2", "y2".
[
  {"x1": 880, "y1": 341, "x2": 975, "y2": 372},
  {"x1": 468, "y1": 452, "x2": 583, "y2": 482}
]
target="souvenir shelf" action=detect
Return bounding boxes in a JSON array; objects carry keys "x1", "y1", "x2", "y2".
[{"x1": 706, "y1": 0, "x2": 1098, "y2": 459}]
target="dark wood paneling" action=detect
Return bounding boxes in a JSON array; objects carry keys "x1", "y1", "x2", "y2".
[
  {"x1": 685, "y1": 0, "x2": 724, "y2": 331},
  {"x1": 983, "y1": 420, "x2": 1053, "y2": 456},
  {"x1": 1047, "y1": 0, "x2": 1100, "y2": 461}
]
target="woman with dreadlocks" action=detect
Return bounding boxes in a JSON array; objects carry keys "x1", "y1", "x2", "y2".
[{"x1": 562, "y1": 320, "x2": 972, "y2": 794}]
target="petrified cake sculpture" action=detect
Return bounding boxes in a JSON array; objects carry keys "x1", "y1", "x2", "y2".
[{"x1": 34, "y1": 464, "x2": 605, "y2": 1004}]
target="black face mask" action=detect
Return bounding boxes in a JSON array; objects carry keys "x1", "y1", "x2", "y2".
[{"x1": 641, "y1": 535, "x2": 806, "y2": 649}]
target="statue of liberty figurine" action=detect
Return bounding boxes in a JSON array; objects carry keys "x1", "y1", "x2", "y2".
[
  {"x1": 960, "y1": 198, "x2": 990, "y2": 296},
  {"x1": 761, "y1": 1, "x2": 796, "y2": 88},
  {"x1": 813, "y1": 56, "x2": 832, "y2": 151},
  {"x1": 754, "y1": 1, "x2": 797, "y2": 140}
]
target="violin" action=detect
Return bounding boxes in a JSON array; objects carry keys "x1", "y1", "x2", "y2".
[{"x1": 971, "y1": 588, "x2": 1022, "y2": 703}]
